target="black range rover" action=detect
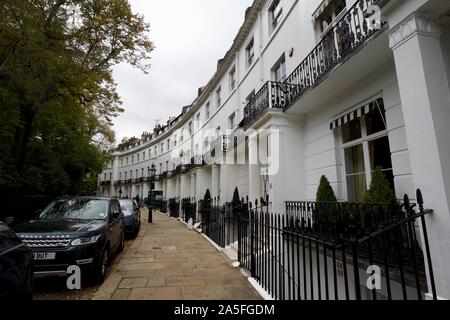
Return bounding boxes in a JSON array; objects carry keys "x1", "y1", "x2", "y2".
[{"x1": 14, "y1": 197, "x2": 124, "y2": 284}]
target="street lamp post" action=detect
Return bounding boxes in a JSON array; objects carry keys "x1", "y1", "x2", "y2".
[{"x1": 148, "y1": 164, "x2": 157, "y2": 223}]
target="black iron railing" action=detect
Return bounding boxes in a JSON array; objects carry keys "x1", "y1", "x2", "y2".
[
  {"x1": 168, "y1": 198, "x2": 180, "y2": 218},
  {"x1": 285, "y1": 201, "x2": 400, "y2": 240},
  {"x1": 237, "y1": 190, "x2": 436, "y2": 300},
  {"x1": 243, "y1": 81, "x2": 293, "y2": 129},
  {"x1": 284, "y1": 0, "x2": 386, "y2": 109},
  {"x1": 182, "y1": 198, "x2": 197, "y2": 223},
  {"x1": 201, "y1": 198, "x2": 251, "y2": 248},
  {"x1": 160, "y1": 200, "x2": 168, "y2": 213}
]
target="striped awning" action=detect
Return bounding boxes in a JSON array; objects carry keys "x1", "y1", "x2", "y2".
[{"x1": 330, "y1": 101, "x2": 380, "y2": 130}]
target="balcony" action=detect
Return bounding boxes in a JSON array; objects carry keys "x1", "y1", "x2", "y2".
[
  {"x1": 285, "y1": 0, "x2": 387, "y2": 107},
  {"x1": 181, "y1": 164, "x2": 193, "y2": 174},
  {"x1": 191, "y1": 156, "x2": 205, "y2": 168},
  {"x1": 242, "y1": 81, "x2": 292, "y2": 129},
  {"x1": 242, "y1": 0, "x2": 388, "y2": 129}
]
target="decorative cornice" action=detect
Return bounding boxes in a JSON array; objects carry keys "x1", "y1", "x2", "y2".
[{"x1": 389, "y1": 12, "x2": 441, "y2": 50}]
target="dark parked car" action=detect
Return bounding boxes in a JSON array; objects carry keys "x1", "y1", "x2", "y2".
[
  {"x1": 14, "y1": 197, "x2": 124, "y2": 284},
  {"x1": 0, "y1": 222, "x2": 34, "y2": 299},
  {"x1": 119, "y1": 199, "x2": 141, "y2": 238}
]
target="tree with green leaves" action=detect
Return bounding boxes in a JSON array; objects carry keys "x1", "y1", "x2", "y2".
[
  {"x1": 0, "y1": 0, "x2": 154, "y2": 197},
  {"x1": 316, "y1": 175, "x2": 337, "y2": 202}
]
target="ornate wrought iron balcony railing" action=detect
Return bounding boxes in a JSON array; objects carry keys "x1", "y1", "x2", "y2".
[
  {"x1": 284, "y1": 0, "x2": 386, "y2": 107},
  {"x1": 242, "y1": 0, "x2": 388, "y2": 130},
  {"x1": 243, "y1": 81, "x2": 292, "y2": 129}
]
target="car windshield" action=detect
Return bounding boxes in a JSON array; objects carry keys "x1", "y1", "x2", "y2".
[
  {"x1": 39, "y1": 199, "x2": 109, "y2": 221},
  {"x1": 120, "y1": 200, "x2": 134, "y2": 212}
]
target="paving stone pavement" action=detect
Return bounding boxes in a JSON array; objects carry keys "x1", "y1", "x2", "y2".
[{"x1": 93, "y1": 210, "x2": 261, "y2": 300}]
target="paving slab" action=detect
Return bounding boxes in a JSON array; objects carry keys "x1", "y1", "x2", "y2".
[{"x1": 94, "y1": 210, "x2": 261, "y2": 300}]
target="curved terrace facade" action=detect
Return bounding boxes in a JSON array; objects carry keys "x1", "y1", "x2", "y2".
[{"x1": 99, "y1": 0, "x2": 450, "y2": 300}]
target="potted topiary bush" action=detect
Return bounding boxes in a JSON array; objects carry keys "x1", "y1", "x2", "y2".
[
  {"x1": 232, "y1": 187, "x2": 240, "y2": 204},
  {"x1": 363, "y1": 167, "x2": 399, "y2": 229},
  {"x1": 203, "y1": 189, "x2": 212, "y2": 209},
  {"x1": 231, "y1": 187, "x2": 242, "y2": 215},
  {"x1": 316, "y1": 175, "x2": 337, "y2": 202},
  {"x1": 314, "y1": 176, "x2": 338, "y2": 234}
]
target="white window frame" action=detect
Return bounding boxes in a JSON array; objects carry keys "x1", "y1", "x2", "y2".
[
  {"x1": 246, "y1": 38, "x2": 255, "y2": 68},
  {"x1": 269, "y1": 0, "x2": 283, "y2": 33},
  {"x1": 229, "y1": 112, "x2": 236, "y2": 130},
  {"x1": 229, "y1": 66, "x2": 236, "y2": 91},
  {"x1": 341, "y1": 112, "x2": 391, "y2": 202},
  {"x1": 216, "y1": 87, "x2": 221, "y2": 108},
  {"x1": 317, "y1": 0, "x2": 347, "y2": 37},
  {"x1": 272, "y1": 54, "x2": 286, "y2": 82}
]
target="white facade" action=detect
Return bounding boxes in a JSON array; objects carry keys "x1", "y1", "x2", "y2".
[{"x1": 98, "y1": 0, "x2": 450, "y2": 299}]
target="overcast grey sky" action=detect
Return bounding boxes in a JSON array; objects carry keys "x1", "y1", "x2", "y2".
[{"x1": 111, "y1": 0, "x2": 253, "y2": 143}]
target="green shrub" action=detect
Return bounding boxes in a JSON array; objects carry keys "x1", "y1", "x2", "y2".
[
  {"x1": 204, "y1": 189, "x2": 211, "y2": 202},
  {"x1": 232, "y1": 187, "x2": 240, "y2": 204},
  {"x1": 363, "y1": 167, "x2": 399, "y2": 228},
  {"x1": 316, "y1": 176, "x2": 337, "y2": 202},
  {"x1": 364, "y1": 167, "x2": 397, "y2": 205}
]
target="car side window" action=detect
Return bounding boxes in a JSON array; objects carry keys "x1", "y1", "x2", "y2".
[{"x1": 110, "y1": 201, "x2": 120, "y2": 220}]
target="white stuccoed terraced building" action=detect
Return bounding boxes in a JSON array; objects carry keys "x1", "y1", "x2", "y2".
[{"x1": 98, "y1": 0, "x2": 450, "y2": 300}]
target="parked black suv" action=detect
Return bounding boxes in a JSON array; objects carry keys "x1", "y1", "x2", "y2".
[
  {"x1": 14, "y1": 197, "x2": 124, "y2": 284},
  {"x1": 0, "y1": 222, "x2": 34, "y2": 299}
]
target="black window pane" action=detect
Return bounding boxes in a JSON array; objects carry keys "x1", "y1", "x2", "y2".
[
  {"x1": 334, "y1": 0, "x2": 346, "y2": 16},
  {"x1": 369, "y1": 136, "x2": 395, "y2": 194},
  {"x1": 342, "y1": 118, "x2": 362, "y2": 143},
  {"x1": 368, "y1": 136, "x2": 392, "y2": 171},
  {"x1": 366, "y1": 99, "x2": 387, "y2": 136},
  {"x1": 378, "y1": 169, "x2": 395, "y2": 195}
]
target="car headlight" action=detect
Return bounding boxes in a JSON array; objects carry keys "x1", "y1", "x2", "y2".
[{"x1": 71, "y1": 235, "x2": 102, "y2": 246}]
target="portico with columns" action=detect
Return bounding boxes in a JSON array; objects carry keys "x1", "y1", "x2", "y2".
[{"x1": 387, "y1": 2, "x2": 450, "y2": 299}]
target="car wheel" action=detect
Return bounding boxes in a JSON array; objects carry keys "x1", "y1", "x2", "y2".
[
  {"x1": 132, "y1": 222, "x2": 140, "y2": 239},
  {"x1": 93, "y1": 248, "x2": 109, "y2": 284},
  {"x1": 117, "y1": 231, "x2": 125, "y2": 253}
]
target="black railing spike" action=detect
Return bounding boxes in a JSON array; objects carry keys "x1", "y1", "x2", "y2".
[
  {"x1": 417, "y1": 189, "x2": 424, "y2": 211},
  {"x1": 404, "y1": 194, "x2": 411, "y2": 215}
]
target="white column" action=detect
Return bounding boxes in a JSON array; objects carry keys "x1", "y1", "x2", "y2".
[
  {"x1": 248, "y1": 131, "x2": 261, "y2": 206},
  {"x1": 211, "y1": 164, "x2": 220, "y2": 201},
  {"x1": 190, "y1": 172, "x2": 197, "y2": 200},
  {"x1": 163, "y1": 180, "x2": 167, "y2": 199},
  {"x1": 142, "y1": 183, "x2": 149, "y2": 201},
  {"x1": 195, "y1": 168, "x2": 209, "y2": 201},
  {"x1": 389, "y1": 13, "x2": 450, "y2": 299},
  {"x1": 180, "y1": 174, "x2": 190, "y2": 199}
]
